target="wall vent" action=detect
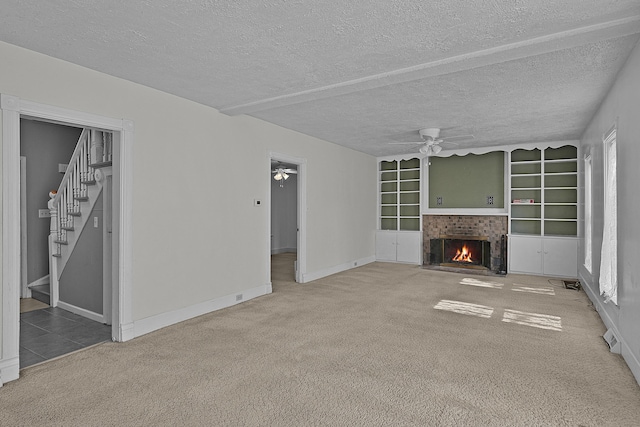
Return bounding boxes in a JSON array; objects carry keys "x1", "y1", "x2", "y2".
[{"x1": 603, "y1": 328, "x2": 621, "y2": 354}]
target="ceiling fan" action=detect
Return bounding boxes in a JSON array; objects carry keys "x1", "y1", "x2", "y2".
[
  {"x1": 272, "y1": 164, "x2": 297, "y2": 187},
  {"x1": 389, "y1": 128, "x2": 474, "y2": 155}
]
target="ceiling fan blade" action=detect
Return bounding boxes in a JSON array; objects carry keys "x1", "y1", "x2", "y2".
[
  {"x1": 388, "y1": 141, "x2": 424, "y2": 145},
  {"x1": 440, "y1": 134, "x2": 474, "y2": 142},
  {"x1": 283, "y1": 169, "x2": 298, "y2": 174}
]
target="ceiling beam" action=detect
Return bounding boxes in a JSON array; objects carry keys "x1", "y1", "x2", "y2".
[{"x1": 220, "y1": 15, "x2": 640, "y2": 116}]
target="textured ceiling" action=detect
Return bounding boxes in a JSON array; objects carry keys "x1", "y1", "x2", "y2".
[{"x1": 1, "y1": 1, "x2": 639, "y2": 156}]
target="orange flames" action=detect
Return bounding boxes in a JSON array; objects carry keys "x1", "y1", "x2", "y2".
[{"x1": 452, "y1": 245, "x2": 473, "y2": 263}]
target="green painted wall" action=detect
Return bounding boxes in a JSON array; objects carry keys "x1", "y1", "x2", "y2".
[{"x1": 428, "y1": 152, "x2": 504, "y2": 208}]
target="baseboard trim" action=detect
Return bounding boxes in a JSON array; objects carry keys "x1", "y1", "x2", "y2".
[
  {"x1": 301, "y1": 255, "x2": 376, "y2": 283},
  {"x1": 271, "y1": 247, "x2": 297, "y2": 255},
  {"x1": 133, "y1": 283, "x2": 271, "y2": 339},
  {"x1": 57, "y1": 301, "x2": 105, "y2": 324},
  {"x1": 579, "y1": 271, "x2": 640, "y2": 385},
  {"x1": 0, "y1": 357, "x2": 20, "y2": 386}
]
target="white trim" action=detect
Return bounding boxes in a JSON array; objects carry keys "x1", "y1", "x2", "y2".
[
  {"x1": 20, "y1": 156, "x2": 30, "y2": 298},
  {"x1": 57, "y1": 301, "x2": 104, "y2": 324},
  {"x1": 579, "y1": 271, "x2": 639, "y2": 384},
  {"x1": 301, "y1": 255, "x2": 376, "y2": 283},
  {"x1": 1, "y1": 95, "x2": 21, "y2": 385},
  {"x1": 271, "y1": 247, "x2": 297, "y2": 255},
  {"x1": 0, "y1": 357, "x2": 19, "y2": 387},
  {"x1": 268, "y1": 152, "x2": 307, "y2": 283},
  {"x1": 423, "y1": 208, "x2": 509, "y2": 216},
  {"x1": 1, "y1": 94, "x2": 134, "y2": 385},
  {"x1": 133, "y1": 284, "x2": 271, "y2": 338}
]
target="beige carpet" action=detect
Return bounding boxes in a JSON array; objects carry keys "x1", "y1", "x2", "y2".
[{"x1": 2, "y1": 254, "x2": 639, "y2": 426}]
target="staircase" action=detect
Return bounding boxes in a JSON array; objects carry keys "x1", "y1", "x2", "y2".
[{"x1": 33, "y1": 129, "x2": 113, "y2": 306}]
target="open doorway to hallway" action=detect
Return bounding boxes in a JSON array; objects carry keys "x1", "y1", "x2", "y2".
[
  {"x1": 19, "y1": 119, "x2": 113, "y2": 368},
  {"x1": 269, "y1": 153, "x2": 307, "y2": 286}
]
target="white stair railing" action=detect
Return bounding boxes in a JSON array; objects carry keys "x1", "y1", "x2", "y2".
[{"x1": 48, "y1": 128, "x2": 112, "y2": 306}]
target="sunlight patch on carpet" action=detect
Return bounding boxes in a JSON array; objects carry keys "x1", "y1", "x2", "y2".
[
  {"x1": 434, "y1": 300, "x2": 494, "y2": 318},
  {"x1": 502, "y1": 309, "x2": 562, "y2": 331},
  {"x1": 459, "y1": 278, "x2": 504, "y2": 289},
  {"x1": 511, "y1": 285, "x2": 555, "y2": 295}
]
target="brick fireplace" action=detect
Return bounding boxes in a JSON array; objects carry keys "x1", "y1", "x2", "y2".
[{"x1": 423, "y1": 215, "x2": 508, "y2": 272}]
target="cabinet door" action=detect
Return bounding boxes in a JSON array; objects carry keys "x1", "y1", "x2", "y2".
[
  {"x1": 509, "y1": 236, "x2": 543, "y2": 274},
  {"x1": 543, "y1": 238, "x2": 577, "y2": 277},
  {"x1": 396, "y1": 232, "x2": 421, "y2": 264},
  {"x1": 376, "y1": 231, "x2": 397, "y2": 261}
]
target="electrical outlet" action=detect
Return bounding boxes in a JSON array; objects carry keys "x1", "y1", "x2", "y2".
[
  {"x1": 253, "y1": 199, "x2": 262, "y2": 206},
  {"x1": 236, "y1": 294, "x2": 243, "y2": 301},
  {"x1": 487, "y1": 196, "x2": 494, "y2": 205},
  {"x1": 436, "y1": 196, "x2": 443, "y2": 206},
  {"x1": 38, "y1": 209, "x2": 51, "y2": 218}
]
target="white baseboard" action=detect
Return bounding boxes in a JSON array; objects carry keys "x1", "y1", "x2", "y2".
[
  {"x1": 133, "y1": 283, "x2": 271, "y2": 339},
  {"x1": 301, "y1": 255, "x2": 376, "y2": 283},
  {"x1": 271, "y1": 247, "x2": 297, "y2": 255},
  {"x1": 579, "y1": 271, "x2": 640, "y2": 385},
  {"x1": 57, "y1": 301, "x2": 105, "y2": 324},
  {"x1": 0, "y1": 357, "x2": 20, "y2": 386}
]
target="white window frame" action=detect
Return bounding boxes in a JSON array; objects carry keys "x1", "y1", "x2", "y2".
[
  {"x1": 599, "y1": 126, "x2": 617, "y2": 304},
  {"x1": 584, "y1": 154, "x2": 592, "y2": 273}
]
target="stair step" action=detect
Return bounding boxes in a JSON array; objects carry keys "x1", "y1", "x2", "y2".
[
  {"x1": 75, "y1": 196, "x2": 89, "y2": 201},
  {"x1": 89, "y1": 161, "x2": 112, "y2": 169},
  {"x1": 30, "y1": 284, "x2": 50, "y2": 305},
  {"x1": 54, "y1": 239, "x2": 68, "y2": 245},
  {"x1": 52, "y1": 253, "x2": 62, "y2": 258},
  {"x1": 69, "y1": 211, "x2": 81, "y2": 217},
  {"x1": 80, "y1": 180, "x2": 96, "y2": 185},
  {"x1": 61, "y1": 226, "x2": 74, "y2": 231}
]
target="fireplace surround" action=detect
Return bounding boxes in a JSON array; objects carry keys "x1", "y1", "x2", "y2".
[{"x1": 423, "y1": 215, "x2": 508, "y2": 273}]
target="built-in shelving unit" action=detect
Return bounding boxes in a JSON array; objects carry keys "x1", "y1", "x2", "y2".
[
  {"x1": 377, "y1": 157, "x2": 422, "y2": 264},
  {"x1": 380, "y1": 158, "x2": 421, "y2": 231},
  {"x1": 508, "y1": 144, "x2": 578, "y2": 277},
  {"x1": 510, "y1": 145, "x2": 577, "y2": 236}
]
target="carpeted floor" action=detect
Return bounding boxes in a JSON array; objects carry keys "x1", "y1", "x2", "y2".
[{"x1": 2, "y1": 255, "x2": 639, "y2": 426}]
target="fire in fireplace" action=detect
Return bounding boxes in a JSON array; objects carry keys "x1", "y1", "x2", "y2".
[{"x1": 430, "y1": 236, "x2": 491, "y2": 270}]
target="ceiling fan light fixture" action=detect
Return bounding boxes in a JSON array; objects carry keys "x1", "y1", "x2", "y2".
[
  {"x1": 432, "y1": 144, "x2": 443, "y2": 154},
  {"x1": 274, "y1": 171, "x2": 283, "y2": 180},
  {"x1": 419, "y1": 145, "x2": 430, "y2": 155}
]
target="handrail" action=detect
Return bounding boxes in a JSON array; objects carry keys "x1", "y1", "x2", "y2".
[{"x1": 51, "y1": 128, "x2": 89, "y2": 207}]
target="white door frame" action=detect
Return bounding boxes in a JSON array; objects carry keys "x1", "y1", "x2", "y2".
[
  {"x1": 1, "y1": 94, "x2": 135, "y2": 386},
  {"x1": 19, "y1": 156, "x2": 30, "y2": 299},
  {"x1": 268, "y1": 152, "x2": 307, "y2": 283}
]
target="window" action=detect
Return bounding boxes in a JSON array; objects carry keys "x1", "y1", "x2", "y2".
[
  {"x1": 599, "y1": 127, "x2": 617, "y2": 304},
  {"x1": 584, "y1": 154, "x2": 592, "y2": 273}
]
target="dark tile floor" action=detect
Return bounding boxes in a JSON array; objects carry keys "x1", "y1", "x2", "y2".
[{"x1": 20, "y1": 307, "x2": 112, "y2": 369}]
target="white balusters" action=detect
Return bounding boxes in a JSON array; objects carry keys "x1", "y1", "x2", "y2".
[{"x1": 50, "y1": 128, "x2": 112, "y2": 267}]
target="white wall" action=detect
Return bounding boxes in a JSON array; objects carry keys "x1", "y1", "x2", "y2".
[
  {"x1": 579, "y1": 38, "x2": 640, "y2": 383},
  {"x1": 0, "y1": 41, "x2": 376, "y2": 342},
  {"x1": 271, "y1": 174, "x2": 297, "y2": 254}
]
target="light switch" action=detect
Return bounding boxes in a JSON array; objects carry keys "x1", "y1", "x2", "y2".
[
  {"x1": 94, "y1": 217, "x2": 99, "y2": 228},
  {"x1": 38, "y1": 209, "x2": 51, "y2": 218}
]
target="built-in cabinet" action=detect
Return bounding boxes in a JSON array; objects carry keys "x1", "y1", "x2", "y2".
[
  {"x1": 508, "y1": 145, "x2": 578, "y2": 277},
  {"x1": 376, "y1": 157, "x2": 422, "y2": 264},
  {"x1": 375, "y1": 230, "x2": 422, "y2": 264}
]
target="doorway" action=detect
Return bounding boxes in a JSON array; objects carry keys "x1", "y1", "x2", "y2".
[
  {"x1": 1, "y1": 94, "x2": 134, "y2": 384},
  {"x1": 269, "y1": 153, "x2": 307, "y2": 285}
]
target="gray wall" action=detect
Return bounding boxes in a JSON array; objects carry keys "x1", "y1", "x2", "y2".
[
  {"x1": 20, "y1": 119, "x2": 82, "y2": 284},
  {"x1": 579, "y1": 38, "x2": 640, "y2": 382},
  {"x1": 59, "y1": 192, "x2": 103, "y2": 315},
  {"x1": 271, "y1": 174, "x2": 297, "y2": 254}
]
